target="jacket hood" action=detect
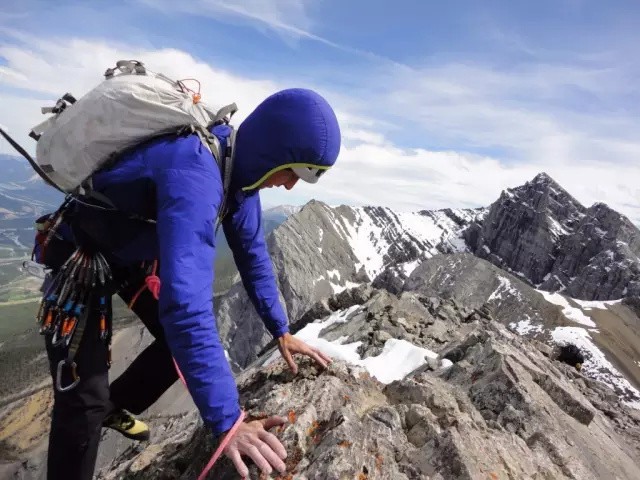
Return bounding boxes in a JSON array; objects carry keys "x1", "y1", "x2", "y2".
[{"x1": 229, "y1": 88, "x2": 341, "y2": 192}]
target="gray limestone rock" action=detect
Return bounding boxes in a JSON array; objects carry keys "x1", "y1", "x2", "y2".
[
  {"x1": 463, "y1": 172, "x2": 640, "y2": 300},
  {"x1": 97, "y1": 313, "x2": 640, "y2": 480}
]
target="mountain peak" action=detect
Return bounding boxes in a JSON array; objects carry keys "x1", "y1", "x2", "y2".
[
  {"x1": 264, "y1": 204, "x2": 303, "y2": 217},
  {"x1": 510, "y1": 172, "x2": 582, "y2": 212},
  {"x1": 531, "y1": 171, "x2": 556, "y2": 185}
]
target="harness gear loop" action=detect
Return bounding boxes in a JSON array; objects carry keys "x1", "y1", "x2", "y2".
[{"x1": 41, "y1": 247, "x2": 112, "y2": 393}]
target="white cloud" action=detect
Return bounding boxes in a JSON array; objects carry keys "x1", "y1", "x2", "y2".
[
  {"x1": 284, "y1": 138, "x2": 640, "y2": 225},
  {"x1": 0, "y1": 32, "x2": 278, "y2": 153},
  {"x1": 375, "y1": 62, "x2": 640, "y2": 166},
  {"x1": 137, "y1": 0, "x2": 391, "y2": 61},
  {"x1": 140, "y1": 0, "x2": 314, "y2": 42},
  {"x1": 1, "y1": 34, "x2": 639, "y2": 227}
]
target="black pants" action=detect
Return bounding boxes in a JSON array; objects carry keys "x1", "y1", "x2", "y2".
[{"x1": 45, "y1": 261, "x2": 179, "y2": 480}]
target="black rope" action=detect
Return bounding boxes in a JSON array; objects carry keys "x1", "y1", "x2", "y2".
[{"x1": 0, "y1": 127, "x2": 64, "y2": 193}]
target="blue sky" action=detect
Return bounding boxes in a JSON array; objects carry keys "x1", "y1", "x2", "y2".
[{"x1": 0, "y1": 0, "x2": 639, "y2": 223}]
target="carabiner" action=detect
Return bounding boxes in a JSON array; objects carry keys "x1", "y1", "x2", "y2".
[{"x1": 56, "y1": 360, "x2": 80, "y2": 392}]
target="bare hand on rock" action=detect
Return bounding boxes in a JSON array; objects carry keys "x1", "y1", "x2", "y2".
[
  {"x1": 277, "y1": 332, "x2": 333, "y2": 375},
  {"x1": 222, "y1": 415, "x2": 288, "y2": 478}
]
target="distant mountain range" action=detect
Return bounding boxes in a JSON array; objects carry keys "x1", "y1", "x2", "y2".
[
  {"x1": 0, "y1": 155, "x2": 62, "y2": 260},
  {"x1": 215, "y1": 173, "x2": 640, "y2": 410}
]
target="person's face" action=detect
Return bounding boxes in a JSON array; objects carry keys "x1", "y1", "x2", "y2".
[{"x1": 259, "y1": 169, "x2": 300, "y2": 190}]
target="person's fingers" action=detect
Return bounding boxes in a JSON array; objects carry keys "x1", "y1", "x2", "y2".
[
  {"x1": 258, "y1": 429, "x2": 287, "y2": 460},
  {"x1": 255, "y1": 439, "x2": 287, "y2": 473},
  {"x1": 315, "y1": 348, "x2": 333, "y2": 364},
  {"x1": 226, "y1": 447, "x2": 249, "y2": 478},
  {"x1": 245, "y1": 443, "x2": 272, "y2": 474},
  {"x1": 281, "y1": 346, "x2": 298, "y2": 374},
  {"x1": 261, "y1": 415, "x2": 287, "y2": 430},
  {"x1": 307, "y1": 349, "x2": 328, "y2": 368}
]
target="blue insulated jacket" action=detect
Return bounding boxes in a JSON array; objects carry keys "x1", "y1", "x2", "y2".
[{"x1": 75, "y1": 88, "x2": 341, "y2": 435}]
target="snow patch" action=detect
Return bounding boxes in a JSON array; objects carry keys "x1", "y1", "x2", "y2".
[
  {"x1": 448, "y1": 235, "x2": 468, "y2": 253},
  {"x1": 359, "y1": 339, "x2": 438, "y2": 384},
  {"x1": 548, "y1": 217, "x2": 570, "y2": 237},
  {"x1": 509, "y1": 317, "x2": 544, "y2": 335},
  {"x1": 538, "y1": 290, "x2": 596, "y2": 327},
  {"x1": 551, "y1": 326, "x2": 640, "y2": 408},
  {"x1": 572, "y1": 298, "x2": 623, "y2": 310},
  {"x1": 488, "y1": 276, "x2": 522, "y2": 302},
  {"x1": 263, "y1": 306, "x2": 445, "y2": 384},
  {"x1": 402, "y1": 259, "x2": 421, "y2": 276},
  {"x1": 330, "y1": 280, "x2": 360, "y2": 295}
]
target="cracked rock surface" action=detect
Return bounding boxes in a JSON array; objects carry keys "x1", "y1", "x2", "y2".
[{"x1": 98, "y1": 289, "x2": 640, "y2": 480}]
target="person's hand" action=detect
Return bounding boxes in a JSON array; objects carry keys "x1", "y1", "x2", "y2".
[
  {"x1": 222, "y1": 415, "x2": 288, "y2": 478},
  {"x1": 277, "y1": 332, "x2": 332, "y2": 375}
]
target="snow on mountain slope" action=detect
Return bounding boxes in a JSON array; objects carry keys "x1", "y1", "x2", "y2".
[
  {"x1": 551, "y1": 326, "x2": 640, "y2": 409},
  {"x1": 262, "y1": 303, "x2": 451, "y2": 384},
  {"x1": 404, "y1": 252, "x2": 640, "y2": 408},
  {"x1": 217, "y1": 201, "x2": 485, "y2": 369},
  {"x1": 321, "y1": 204, "x2": 485, "y2": 281}
]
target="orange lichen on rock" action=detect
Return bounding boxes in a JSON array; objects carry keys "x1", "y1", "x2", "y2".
[
  {"x1": 359, "y1": 371, "x2": 370, "y2": 379},
  {"x1": 376, "y1": 455, "x2": 383, "y2": 470},
  {"x1": 489, "y1": 474, "x2": 498, "y2": 479},
  {"x1": 288, "y1": 410, "x2": 296, "y2": 424},
  {"x1": 307, "y1": 420, "x2": 320, "y2": 436},
  {"x1": 357, "y1": 473, "x2": 368, "y2": 480},
  {"x1": 338, "y1": 440, "x2": 352, "y2": 448}
]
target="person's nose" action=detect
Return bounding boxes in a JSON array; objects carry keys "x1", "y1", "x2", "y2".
[{"x1": 284, "y1": 177, "x2": 299, "y2": 190}]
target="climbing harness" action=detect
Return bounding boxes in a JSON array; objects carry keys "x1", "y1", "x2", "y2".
[{"x1": 38, "y1": 247, "x2": 113, "y2": 392}]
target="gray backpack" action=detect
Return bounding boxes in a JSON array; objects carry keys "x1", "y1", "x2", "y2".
[{"x1": 28, "y1": 60, "x2": 237, "y2": 205}]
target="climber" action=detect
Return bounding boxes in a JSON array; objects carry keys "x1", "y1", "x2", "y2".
[
  {"x1": 41, "y1": 88, "x2": 341, "y2": 480},
  {"x1": 557, "y1": 343, "x2": 585, "y2": 371}
]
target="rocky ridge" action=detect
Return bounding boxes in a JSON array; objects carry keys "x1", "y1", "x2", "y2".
[
  {"x1": 98, "y1": 286, "x2": 640, "y2": 479},
  {"x1": 217, "y1": 201, "x2": 482, "y2": 369}
]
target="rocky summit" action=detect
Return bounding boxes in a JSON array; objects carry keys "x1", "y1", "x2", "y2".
[
  {"x1": 464, "y1": 172, "x2": 640, "y2": 300},
  {"x1": 97, "y1": 286, "x2": 640, "y2": 479}
]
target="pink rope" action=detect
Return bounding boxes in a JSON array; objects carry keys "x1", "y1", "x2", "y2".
[
  {"x1": 145, "y1": 275, "x2": 161, "y2": 300},
  {"x1": 173, "y1": 357, "x2": 187, "y2": 387},
  {"x1": 172, "y1": 358, "x2": 246, "y2": 479},
  {"x1": 197, "y1": 410, "x2": 247, "y2": 480}
]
